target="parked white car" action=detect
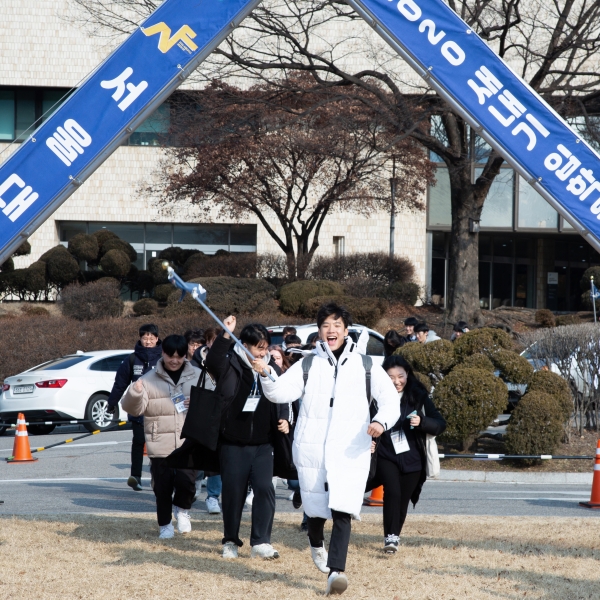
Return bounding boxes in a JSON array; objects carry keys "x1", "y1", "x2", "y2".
[
  {"x1": 267, "y1": 323, "x2": 386, "y2": 364},
  {"x1": 0, "y1": 350, "x2": 132, "y2": 435}
]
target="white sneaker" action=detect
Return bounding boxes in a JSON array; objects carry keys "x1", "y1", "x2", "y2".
[
  {"x1": 173, "y1": 506, "x2": 191, "y2": 534},
  {"x1": 158, "y1": 523, "x2": 175, "y2": 539},
  {"x1": 310, "y1": 544, "x2": 330, "y2": 574},
  {"x1": 326, "y1": 571, "x2": 348, "y2": 596},
  {"x1": 206, "y1": 497, "x2": 221, "y2": 514},
  {"x1": 288, "y1": 492, "x2": 295, "y2": 501},
  {"x1": 222, "y1": 541, "x2": 238, "y2": 559},
  {"x1": 246, "y1": 490, "x2": 254, "y2": 506},
  {"x1": 251, "y1": 543, "x2": 280, "y2": 560}
]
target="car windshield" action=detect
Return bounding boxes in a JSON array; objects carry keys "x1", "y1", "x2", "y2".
[{"x1": 29, "y1": 356, "x2": 92, "y2": 371}]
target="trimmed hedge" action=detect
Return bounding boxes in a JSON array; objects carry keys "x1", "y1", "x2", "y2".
[
  {"x1": 44, "y1": 246, "x2": 80, "y2": 287},
  {"x1": 132, "y1": 298, "x2": 159, "y2": 316},
  {"x1": 91, "y1": 229, "x2": 119, "y2": 247},
  {"x1": 504, "y1": 391, "x2": 563, "y2": 460},
  {"x1": 24, "y1": 261, "x2": 48, "y2": 294},
  {"x1": 68, "y1": 233, "x2": 99, "y2": 263},
  {"x1": 453, "y1": 327, "x2": 513, "y2": 362},
  {"x1": 527, "y1": 370, "x2": 572, "y2": 422},
  {"x1": 384, "y1": 281, "x2": 420, "y2": 305},
  {"x1": 154, "y1": 283, "x2": 175, "y2": 303},
  {"x1": 100, "y1": 238, "x2": 137, "y2": 263},
  {"x1": 460, "y1": 353, "x2": 495, "y2": 372},
  {"x1": 433, "y1": 366, "x2": 507, "y2": 448},
  {"x1": 59, "y1": 278, "x2": 124, "y2": 321},
  {"x1": 0, "y1": 257, "x2": 14, "y2": 272},
  {"x1": 555, "y1": 314, "x2": 581, "y2": 326},
  {"x1": 490, "y1": 349, "x2": 534, "y2": 384},
  {"x1": 300, "y1": 295, "x2": 387, "y2": 328},
  {"x1": 535, "y1": 309, "x2": 556, "y2": 328},
  {"x1": 278, "y1": 280, "x2": 344, "y2": 315},
  {"x1": 165, "y1": 277, "x2": 277, "y2": 317},
  {"x1": 100, "y1": 249, "x2": 131, "y2": 278}
]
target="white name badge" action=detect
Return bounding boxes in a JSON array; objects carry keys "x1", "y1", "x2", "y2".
[
  {"x1": 171, "y1": 390, "x2": 187, "y2": 414},
  {"x1": 242, "y1": 394, "x2": 261, "y2": 412},
  {"x1": 391, "y1": 430, "x2": 410, "y2": 454}
]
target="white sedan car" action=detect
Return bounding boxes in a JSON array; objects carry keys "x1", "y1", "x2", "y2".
[
  {"x1": 267, "y1": 323, "x2": 386, "y2": 364},
  {"x1": 0, "y1": 350, "x2": 132, "y2": 435}
]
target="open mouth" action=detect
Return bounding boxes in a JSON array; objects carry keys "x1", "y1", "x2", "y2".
[{"x1": 326, "y1": 335, "x2": 338, "y2": 347}]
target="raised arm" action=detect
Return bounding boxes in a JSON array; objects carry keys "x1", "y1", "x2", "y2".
[
  {"x1": 121, "y1": 377, "x2": 149, "y2": 417},
  {"x1": 256, "y1": 359, "x2": 306, "y2": 404}
]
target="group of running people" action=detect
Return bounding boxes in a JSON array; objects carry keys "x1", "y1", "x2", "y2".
[{"x1": 109, "y1": 302, "x2": 446, "y2": 596}]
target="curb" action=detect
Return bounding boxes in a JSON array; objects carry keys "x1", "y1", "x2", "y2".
[{"x1": 435, "y1": 469, "x2": 593, "y2": 484}]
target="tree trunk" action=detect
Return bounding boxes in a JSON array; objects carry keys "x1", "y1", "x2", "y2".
[{"x1": 446, "y1": 165, "x2": 485, "y2": 325}]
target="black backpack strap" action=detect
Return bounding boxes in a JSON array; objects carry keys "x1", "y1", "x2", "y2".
[
  {"x1": 361, "y1": 354, "x2": 372, "y2": 405},
  {"x1": 128, "y1": 353, "x2": 136, "y2": 382},
  {"x1": 302, "y1": 354, "x2": 316, "y2": 394}
]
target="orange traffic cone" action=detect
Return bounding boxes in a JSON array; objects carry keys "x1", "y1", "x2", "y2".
[
  {"x1": 364, "y1": 485, "x2": 384, "y2": 506},
  {"x1": 580, "y1": 440, "x2": 600, "y2": 509},
  {"x1": 143, "y1": 443, "x2": 148, "y2": 457},
  {"x1": 6, "y1": 413, "x2": 38, "y2": 463}
]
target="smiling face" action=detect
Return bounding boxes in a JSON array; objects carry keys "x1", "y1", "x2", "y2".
[
  {"x1": 387, "y1": 366, "x2": 408, "y2": 393},
  {"x1": 140, "y1": 333, "x2": 158, "y2": 348},
  {"x1": 416, "y1": 330, "x2": 428, "y2": 344},
  {"x1": 271, "y1": 349, "x2": 283, "y2": 368},
  {"x1": 319, "y1": 314, "x2": 348, "y2": 352},
  {"x1": 244, "y1": 339, "x2": 269, "y2": 359},
  {"x1": 162, "y1": 351, "x2": 185, "y2": 371}
]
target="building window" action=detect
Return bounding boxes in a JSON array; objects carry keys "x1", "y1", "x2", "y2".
[
  {"x1": 427, "y1": 167, "x2": 451, "y2": 228},
  {"x1": 128, "y1": 103, "x2": 170, "y2": 146},
  {"x1": 333, "y1": 236, "x2": 345, "y2": 257},
  {"x1": 58, "y1": 221, "x2": 258, "y2": 269},
  {"x1": 478, "y1": 168, "x2": 514, "y2": 229},
  {"x1": 517, "y1": 176, "x2": 558, "y2": 229},
  {"x1": 0, "y1": 87, "x2": 72, "y2": 142}
]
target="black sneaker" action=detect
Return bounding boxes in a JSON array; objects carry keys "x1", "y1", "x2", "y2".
[
  {"x1": 383, "y1": 535, "x2": 399, "y2": 553},
  {"x1": 300, "y1": 521, "x2": 308, "y2": 532},
  {"x1": 292, "y1": 490, "x2": 302, "y2": 509},
  {"x1": 127, "y1": 476, "x2": 143, "y2": 491}
]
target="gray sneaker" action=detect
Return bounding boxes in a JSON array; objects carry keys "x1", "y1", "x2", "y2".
[
  {"x1": 383, "y1": 535, "x2": 399, "y2": 553},
  {"x1": 251, "y1": 543, "x2": 280, "y2": 560},
  {"x1": 206, "y1": 497, "x2": 221, "y2": 514},
  {"x1": 222, "y1": 542, "x2": 238, "y2": 559}
]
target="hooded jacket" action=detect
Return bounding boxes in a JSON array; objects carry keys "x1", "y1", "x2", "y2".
[
  {"x1": 260, "y1": 338, "x2": 400, "y2": 519},
  {"x1": 121, "y1": 359, "x2": 200, "y2": 458},
  {"x1": 108, "y1": 340, "x2": 163, "y2": 423}
]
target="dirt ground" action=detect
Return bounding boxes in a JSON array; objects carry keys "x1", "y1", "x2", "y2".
[
  {"x1": 0, "y1": 513, "x2": 598, "y2": 600},
  {"x1": 438, "y1": 427, "x2": 600, "y2": 473}
]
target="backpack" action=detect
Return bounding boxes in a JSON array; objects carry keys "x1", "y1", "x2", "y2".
[{"x1": 301, "y1": 353, "x2": 375, "y2": 417}]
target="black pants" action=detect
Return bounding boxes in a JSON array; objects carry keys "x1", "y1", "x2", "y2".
[
  {"x1": 131, "y1": 420, "x2": 145, "y2": 479},
  {"x1": 220, "y1": 442, "x2": 275, "y2": 547},
  {"x1": 307, "y1": 510, "x2": 352, "y2": 573},
  {"x1": 378, "y1": 457, "x2": 422, "y2": 537},
  {"x1": 150, "y1": 457, "x2": 197, "y2": 526}
]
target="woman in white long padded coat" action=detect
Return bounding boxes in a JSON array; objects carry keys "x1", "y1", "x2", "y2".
[{"x1": 252, "y1": 303, "x2": 399, "y2": 597}]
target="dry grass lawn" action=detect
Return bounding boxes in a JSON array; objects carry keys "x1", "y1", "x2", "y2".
[{"x1": 0, "y1": 513, "x2": 598, "y2": 599}]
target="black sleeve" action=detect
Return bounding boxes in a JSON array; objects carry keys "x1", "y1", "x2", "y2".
[
  {"x1": 107, "y1": 356, "x2": 133, "y2": 407},
  {"x1": 419, "y1": 395, "x2": 447, "y2": 437},
  {"x1": 205, "y1": 334, "x2": 233, "y2": 382}
]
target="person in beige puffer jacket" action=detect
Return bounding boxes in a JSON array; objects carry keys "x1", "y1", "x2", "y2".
[{"x1": 122, "y1": 334, "x2": 201, "y2": 539}]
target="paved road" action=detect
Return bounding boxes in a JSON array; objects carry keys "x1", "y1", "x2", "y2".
[{"x1": 0, "y1": 426, "x2": 598, "y2": 518}]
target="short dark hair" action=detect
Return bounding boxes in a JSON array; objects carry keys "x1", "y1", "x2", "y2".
[
  {"x1": 453, "y1": 321, "x2": 469, "y2": 333},
  {"x1": 240, "y1": 323, "x2": 271, "y2": 347},
  {"x1": 284, "y1": 334, "x2": 302, "y2": 346},
  {"x1": 317, "y1": 303, "x2": 352, "y2": 328},
  {"x1": 282, "y1": 326, "x2": 297, "y2": 337},
  {"x1": 162, "y1": 334, "x2": 188, "y2": 357},
  {"x1": 139, "y1": 323, "x2": 159, "y2": 338},
  {"x1": 184, "y1": 329, "x2": 205, "y2": 345},
  {"x1": 383, "y1": 329, "x2": 406, "y2": 354},
  {"x1": 414, "y1": 322, "x2": 430, "y2": 334},
  {"x1": 404, "y1": 317, "x2": 419, "y2": 327}
]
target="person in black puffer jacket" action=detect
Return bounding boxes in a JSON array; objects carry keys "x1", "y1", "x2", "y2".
[
  {"x1": 206, "y1": 315, "x2": 288, "y2": 561},
  {"x1": 375, "y1": 355, "x2": 446, "y2": 554},
  {"x1": 107, "y1": 323, "x2": 162, "y2": 491}
]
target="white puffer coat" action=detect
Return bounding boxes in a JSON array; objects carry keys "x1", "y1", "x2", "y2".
[{"x1": 260, "y1": 338, "x2": 399, "y2": 519}]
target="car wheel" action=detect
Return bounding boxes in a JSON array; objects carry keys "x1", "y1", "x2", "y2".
[
  {"x1": 28, "y1": 424, "x2": 56, "y2": 435},
  {"x1": 84, "y1": 394, "x2": 118, "y2": 432}
]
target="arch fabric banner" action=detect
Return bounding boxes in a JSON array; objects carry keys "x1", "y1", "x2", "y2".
[
  {"x1": 0, "y1": 0, "x2": 261, "y2": 265},
  {"x1": 346, "y1": 0, "x2": 600, "y2": 251}
]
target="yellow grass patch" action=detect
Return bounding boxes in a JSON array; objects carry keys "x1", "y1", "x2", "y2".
[{"x1": 0, "y1": 513, "x2": 598, "y2": 599}]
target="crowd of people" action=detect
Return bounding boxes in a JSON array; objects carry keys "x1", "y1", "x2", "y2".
[{"x1": 107, "y1": 304, "x2": 454, "y2": 596}]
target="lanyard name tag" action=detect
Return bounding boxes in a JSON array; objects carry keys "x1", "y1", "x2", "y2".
[
  {"x1": 242, "y1": 394, "x2": 261, "y2": 412},
  {"x1": 391, "y1": 430, "x2": 410, "y2": 454},
  {"x1": 171, "y1": 390, "x2": 187, "y2": 414}
]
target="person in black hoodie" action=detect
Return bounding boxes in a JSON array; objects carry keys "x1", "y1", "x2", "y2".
[
  {"x1": 206, "y1": 315, "x2": 287, "y2": 561},
  {"x1": 107, "y1": 323, "x2": 162, "y2": 491},
  {"x1": 375, "y1": 355, "x2": 446, "y2": 554}
]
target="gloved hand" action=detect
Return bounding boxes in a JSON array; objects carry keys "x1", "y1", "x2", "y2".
[{"x1": 106, "y1": 404, "x2": 117, "y2": 415}]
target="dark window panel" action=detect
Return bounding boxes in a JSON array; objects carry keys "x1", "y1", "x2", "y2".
[
  {"x1": 146, "y1": 224, "x2": 172, "y2": 244},
  {"x1": 230, "y1": 225, "x2": 257, "y2": 246},
  {"x1": 173, "y1": 224, "x2": 229, "y2": 245},
  {"x1": 15, "y1": 89, "x2": 36, "y2": 139},
  {"x1": 0, "y1": 90, "x2": 15, "y2": 140},
  {"x1": 59, "y1": 222, "x2": 87, "y2": 242}
]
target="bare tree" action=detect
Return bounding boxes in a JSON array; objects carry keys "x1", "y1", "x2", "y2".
[
  {"x1": 68, "y1": 0, "x2": 600, "y2": 320},
  {"x1": 147, "y1": 79, "x2": 433, "y2": 278}
]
